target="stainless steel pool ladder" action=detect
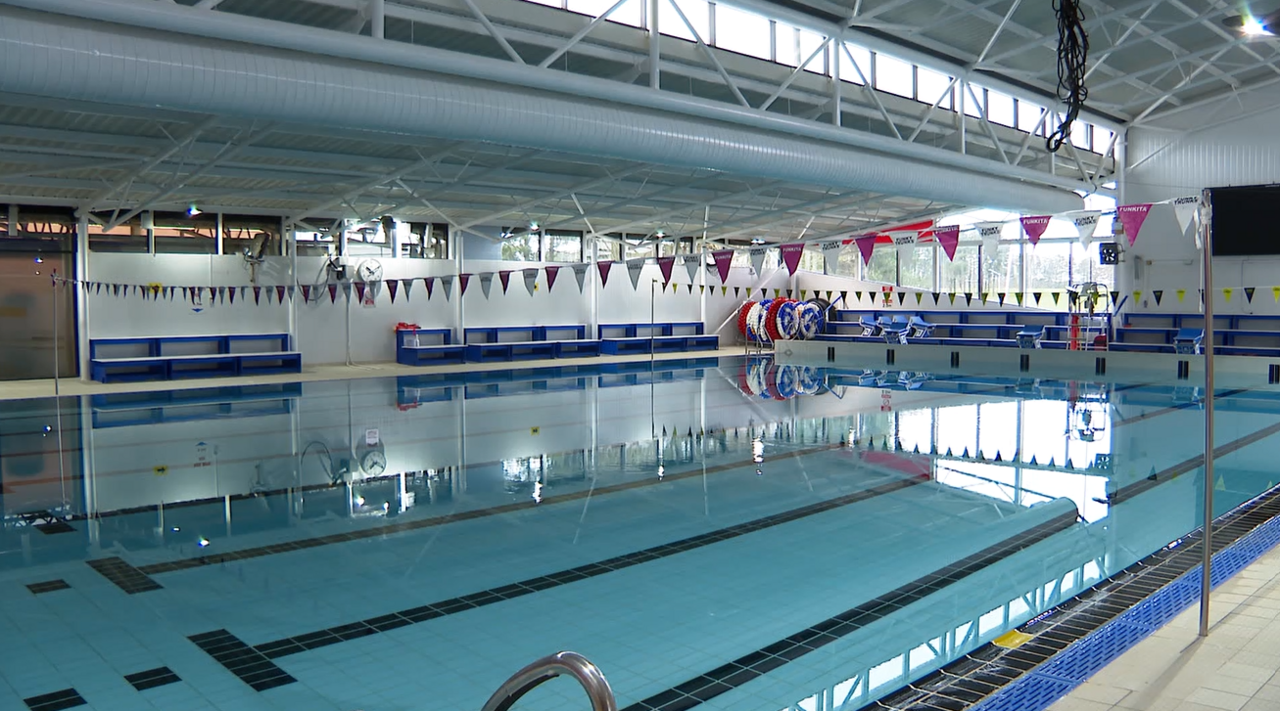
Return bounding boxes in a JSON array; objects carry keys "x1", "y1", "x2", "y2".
[{"x1": 481, "y1": 651, "x2": 617, "y2": 711}]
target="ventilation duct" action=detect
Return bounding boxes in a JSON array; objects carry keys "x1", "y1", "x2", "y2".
[{"x1": 0, "y1": 2, "x2": 1084, "y2": 214}]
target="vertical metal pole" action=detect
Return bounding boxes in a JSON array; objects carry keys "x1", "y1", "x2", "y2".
[
  {"x1": 371, "y1": 0, "x2": 385, "y2": 38},
  {"x1": 76, "y1": 215, "x2": 90, "y2": 381},
  {"x1": 648, "y1": 0, "x2": 660, "y2": 89},
  {"x1": 1199, "y1": 189, "x2": 1215, "y2": 637}
]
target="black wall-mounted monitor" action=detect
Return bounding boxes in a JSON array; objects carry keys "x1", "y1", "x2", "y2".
[{"x1": 1209, "y1": 184, "x2": 1280, "y2": 256}]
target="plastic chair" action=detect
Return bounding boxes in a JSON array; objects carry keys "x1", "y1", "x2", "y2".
[
  {"x1": 1174, "y1": 328, "x2": 1204, "y2": 355},
  {"x1": 859, "y1": 315, "x2": 881, "y2": 337},
  {"x1": 1016, "y1": 325, "x2": 1045, "y2": 349},
  {"x1": 908, "y1": 315, "x2": 935, "y2": 338}
]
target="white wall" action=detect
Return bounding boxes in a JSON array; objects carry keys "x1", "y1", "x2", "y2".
[{"x1": 1122, "y1": 88, "x2": 1280, "y2": 316}]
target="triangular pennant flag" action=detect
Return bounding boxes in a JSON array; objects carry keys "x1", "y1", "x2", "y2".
[
  {"x1": 499, "y1": 270, "x2": 512, "y2": 294},
  {"x1": 1224, "y1": 287, "x2": 1233, "y2": 303},
  {"x1": 818, "y1": 239, "x2": 845, "y2": 272},
  {"x1": 948, "y1": 292, "x2": 956, "y2": 305},
  {"x1": 841, "y1": 291, "x2": 849, "y2": 305},
  {"x1": 327, "y1": 284, "x2": 337, "y2": 303},
  {"x1": 1051, "y1": 291, "x2": 1060, "y2": 305},
  {"x1": 682, "y1": 255, "x2": 699, "y2": 283},
  {"x1": 401, "y1": 279, "x2": 413, "y2": 301},
  {"x1": 785, "y1": 289, "x2": 793, "y2": 298},
  {"x1": 1110, "y1": 291, "x2": 1119, "y2": 305},
  {"x1": 932, "y1": 292, "x2": 940, "y2": 305},
  {"x1": 671, "y1": 282, "x2": 679, "y2": 293},
  {"x1": 1033, "y1": 291, "x2": 1042, "y2": 305},
  {"x1": 853, "y1": 291, "x2": 862, "y2": 303},
  {"x1": 1274, "y1": 287, "x2": 1280, "y2": 303},
  {"x1": 459, "y1": 272, "x2": 472, "y2": 297},
  {"x1": 733, "y1": 286, "x2": 741, "y2": 299},
  {"x1": 700, "y1": 285, "x2": 706, "y2": 295},
  {"x1": 627, "y1": 258, "x2": 645, "y2": 290},
  {"x1": 301, "y1": 284, "x2": 312, "y2": 302},
  {"x1": 1153, "y1": 290, "x2": 1163, "y2": 305},
  {"x1": 571, "y1": 263, "x2": 589, "y2": 293},
  {"x1": 523, "y1": 268, "x2": 538, "y2": 296},
  {"x1": 1072, "y1": 211, "x2": 1102, "y2": 248},
  {"x1": 912, "y1": 292, "x2": 923, "y2": 305},
  {"x1": 387, "y1": 280, "x2": 399, "y2": 303},
  {"x1": 1020, "y1": 216, "x2": 1051, "y2": 246},
  {"x1": 934, "y1": 226, "x2": 960, "y2": 261},
  {"x1": 1116, "y1": 204, "x2": 1152, "y2": 247},
  {"x1": 1245, "y1": 287, "x2": 1255, "y2": 303},
  {"x1": 1172, "y1": 196, "x2": 1199, "y2": 234},
  {"x1": 800, "y1": 290, "x2": 807, "y2": 299},
  {"x1": 977, "y1": 222, "x2": 1003, "y2": 253},
  {"x1": 896, "y1": 291, "x2": 906, "y2": 305},
  {"x1": 712, "y1": 249, "x2": 734, "y2": 283},
  {"x1": 440, "y1": 275, "x2": 454, "y2": 301},
  {"x1": 181, "y1": 286, "x2": 190, "y2": 301},
  {"x1": 341, "y1": 282, "x2": 352, "y2": 302},
  {"x1": 719, "y1": 285, "x2": 725, "y2": 296},
  {"x1": 1177, "y1": 288, "x2": 1186, "y2": 303},
  {"x1": 773, "y1": 289, "x2": 781, "y2": 298},
  {"x1": 479, "y1": 272, "x2": 494, "y2": 299},
  {"x1": 997, "y1": 292, "x2": 1006, "y2": 307},
  {"x1": 253, "y1": 286, "x2": 262, "y2": 305},
  {"x1": 545, "y1": 265, "x2": 560, "y2": 292},
  {"x1": 891, "y1": 232, "x2": 918, "y2": 259},
  {"x1": 779, "y1": 242, "x2": 806, "y2": 275},
  {"x1": 1015, "y1": 292, "x2": 1024, "y2": 305},
  {"x1": 597, "y1": 260, "x2": 614, "y2": 287},
  {"x1": 980, "y1": 292, "x2": 989, "y2": 305},
  {"x1": 239, "y1": 286, "x2": 247, "y2": 302},
  {"x1": 424, "y1": 276, "x2": 435, "y2": 299},
  {"x1": 656, "y1": 256, "x2": 676, "y2": 285},
  {"x1": 354, "y1": 282, "x2": 366, "y2": 303},
  {"x1": 95, "y1": 282, "x2": 103, "y2": 296},
  {"x1": 687, "y1": 284, "x2": 693, "y2": 294},
  {"x1": 1199, "y1": 288, "x2": 1205, "y2": 305},
  {"x1": 748, "y1": 246, "x2": 768, "y2": 275},
  {"x1": 855, "y1": 235, "x2": 877, "y2": 265},
  {"x1": 276, "y1": 285, "x2": 286, "y2": 303},
  {"x1": 965, "y1": 293, "x2": 973, "y2": 306},
  {"x1": 1133, "y1": 290, "x2": 1142, "y2": 305}
]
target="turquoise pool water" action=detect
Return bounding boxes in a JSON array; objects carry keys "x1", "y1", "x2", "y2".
[{"x1": 0, "y1": 357, "x2": 1273, "y2": 711}]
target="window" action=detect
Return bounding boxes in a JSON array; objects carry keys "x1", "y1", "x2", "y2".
[
  {"x1": 543, "y1": 230, "x2": 583, "y2": 262},
  {"x1": 839, "y1": 42, "x2": 871, "y2": 84},
  {"x1": 899, "y1": 244, "x2": 934, "y2": 290},
  {"x1": 875, "y1": 52, "x2": 914, "y2": 99},
  {"x1": 664, "y1": 0, "x2": 709, "y2": 41},
  {"x1": 1071, "y1": 121, "x2": 1092, "y2": 151},
  {"x1": 986, "y1": 89, "x2": 1015, "y2": 126},
  {"x1": 1095, "y1": 127, "x2": 1116, "y2": 153},
  {"x1": 1026, "y1": 240, "x2": 1072, "y2": 297},
  {"x1": 981, "y1": 240, "x2": 1020, "y2": 295},
  {"x1": 500, "y1": 232, "x2": 540, "y2": 261},
  {"x1": 713, "y1": 3, "x2": 771, "y2": 59},
  {"x1": 916, "y1": 66, "x2": 953, "y2": 108},
  {"x1": 963, "y1": 84, "x2": 985, "y2": 119},
  {"x1": 864, "y1": 246, "x2": 896, "y2": 284},
  {"x1": 798, "y1": 248, "x2": 824, "y2": 273},
  {"x1": 834, "y1": 247, "x2": 861, "y2": 279},
  {"x1": 1016, "y1": 100, "x2": 1045, "y2": 135},
  {"x1": 567, "y1": 0, "x2": 643, "y2": 26},
  {"x1": 940, "y1": 244, "x2": 979, "y2": 294},
  {"x1": 798, "y1": 28, "x2": 828, "y2": 74}
]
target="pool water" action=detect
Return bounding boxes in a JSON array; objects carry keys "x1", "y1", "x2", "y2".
[{"x1": 0, "y1": 356, "x2": 1274, "y2": 711}]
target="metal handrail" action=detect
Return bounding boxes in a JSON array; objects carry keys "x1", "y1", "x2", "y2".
[{"x1": 481, "y1": 651, "x2": 617, "y2": 711}]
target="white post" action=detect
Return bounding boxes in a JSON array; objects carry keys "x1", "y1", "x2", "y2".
[
  {"x1": 1199, "y1": 189, "x2": 1215, "y2": 637},
  {"x1": 75, "y1": 215, "x2": 90, "y2": 381},
  {"x1": 648, "y1": 0, "x2": 660, "y2": 89},
  {"x1": 371, "y1": 0, "x2": 385, "y2": 38}
]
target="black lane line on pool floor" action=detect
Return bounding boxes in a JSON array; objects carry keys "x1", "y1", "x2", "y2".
[
  {"x1": 618, "y1": 510, "x2": 1081, "y2": 711},
  {"x1": 188, "y1": 471, "x2": 933, "y2": 690},
  {"x1": 872, "y1": 418, "x2": 1280, "y2": 711},
  {"x1": 22, "y1": 688, "x2": 86, "y2": 711},
  {"x1": 189, "y1": 630, "x2": 296, "y2": 692},
  {"x1": 85, "y1": 557, "x2": 162, "y2": 594}
]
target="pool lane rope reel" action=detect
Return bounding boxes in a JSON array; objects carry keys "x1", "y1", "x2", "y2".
[
  {"x1": 737, "y1": 298, "x2": 828, "y2": 343},
  {"x1": 736, "y1": 359, "x2": 825, "y2": 400}
]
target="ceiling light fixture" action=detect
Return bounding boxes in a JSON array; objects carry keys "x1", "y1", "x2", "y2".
[
  {"x1": 187, "y1": 204, "x2": 201, "y2": 217},
  {"x1": 1223, "y1": 9, "x2": 1278, "y2": 34}
]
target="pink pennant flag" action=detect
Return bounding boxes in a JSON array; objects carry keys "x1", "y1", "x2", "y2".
[
  {"x1": 544, "y1": 265, "x2": 560, "y2": 291},
  {"x1": 779, "y1": 242, "x2": 806, "y2": 275},
  {"x1": 499, "y1": 270, "x2": 512, "y2": 294},
  {"x1": 253, "y1": 286, "x2": 262, "y2": 305},
  {"x1": 597, "y1": 260, "x2": 613, "y2": 287},
  {"x1": 459, "y1": 273, "x2": 471, "y2": 296},
  {"x1": 934, "y1": 225, "x2": 960, "y2": 261},
  {"x1": 1116, "y1": 204, "x2": 1153, "y2": 247},
  {"x1": 387, "y1": 280, "x2": 399, "y2": 303},
  {"x1": 276, "y1": 285, "x2": 286, "y2": 303},
  {"x1": 424, "y1": 277, "x2": 435, "y2": 299},
  {"x1": 327, "y1": 284, "x2": 338, "y2": 303},
  {"x1": 854, "y1": 234, "x2": 877, "y2": 266},
  {"x1": 301, "y1": 284, "x2": 312, "y2": 302},
  {"x1": 656, "y1": 256, "x2": 676, "y2": 285},
  {"x1": 712, "y1": 249, "x2": 734, "y2": 283},
  {"x1": 354, "y1": 282, "x2": 367, "y2": 303},
  {"x1": 1020, "y1": 215, "x2": 1051, "y2": 246}
]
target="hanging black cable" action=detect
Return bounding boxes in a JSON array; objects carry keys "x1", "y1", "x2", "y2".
[{"x1": 1046, "y1": 0, "x2": 1089, "y2": 152}]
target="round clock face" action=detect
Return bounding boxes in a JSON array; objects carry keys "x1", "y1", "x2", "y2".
[
  {"x1": 358, "y1": 259, "x2": 383, "y2": 282},
  {"x1": 362, "y1": 450, "x2": 387, "y2": 476}
]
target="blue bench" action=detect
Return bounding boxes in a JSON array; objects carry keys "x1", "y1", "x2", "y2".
[
  {"x1": 90, "y1": 383, "x2": 301, "y2": 428},
  {"x1": 597, "y1": 322, "x2": 717, "y2": 355},
  {"x1": 463, "y1": 325, "x2": 601, "y2": 362},
  {"x1": 90, "y1": 334, "x2": 300, "y2": 383},
  {"x1": 396, "y1": 328, "x2": 466, "y2": 366}
]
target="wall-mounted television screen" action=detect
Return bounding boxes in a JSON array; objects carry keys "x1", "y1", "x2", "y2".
[{"x1": 1210, "y1": 184, "x2": 1280, "y2": 256}]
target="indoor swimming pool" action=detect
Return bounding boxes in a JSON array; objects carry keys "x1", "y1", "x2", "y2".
[{"x1": 1, "y1": 356, "x2": 1278, "y2": 711}]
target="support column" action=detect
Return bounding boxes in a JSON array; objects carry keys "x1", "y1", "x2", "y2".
[
  {"x1": 371, "y1": 0, "x2": 385, "y2": 38},
  {"x1": 75, "y1": 215, "x2": 90, "y2": 381},
  {"x1": 648, "y1": 0, "x2": 660, "y2": 89}
]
